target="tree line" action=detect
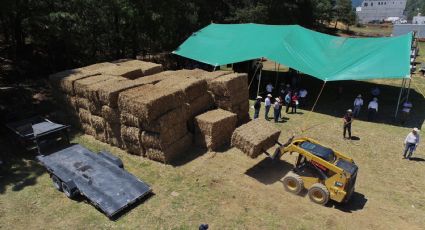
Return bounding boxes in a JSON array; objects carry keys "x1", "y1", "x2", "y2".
[
  {"x1": 405, "y1": 0, "x2": 425, "y2": 20},
  {"x1": 0, "y1": 0, "x2": 355, "y2": 77}
]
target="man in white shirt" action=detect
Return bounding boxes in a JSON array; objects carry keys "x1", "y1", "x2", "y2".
[
  {"x1": 353, "y1": 94, "x2": 363, "y2": 118},
  {"x1": 401, "y1": 101, "x2": 413, "y2": 124},
  {"x1": 403, "y1": 128, "x2": 420, "y2": 159},
  {"x1": 367, "y1": 97, "x2": 378, "y2": 121},
  {"x1": 298, "y1": 88, "x2": 307, "y2": 106},
  {"x1": 266, "y1": 83, "x2": 274, "y2": 95},
  {"x1": 265, "y1": 94, "x2": 272, "y2": 120}
]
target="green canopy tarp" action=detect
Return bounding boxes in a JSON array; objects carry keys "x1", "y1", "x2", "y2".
[{"x1": 173, "y1": 24, "x2": 412, "y2": 81}]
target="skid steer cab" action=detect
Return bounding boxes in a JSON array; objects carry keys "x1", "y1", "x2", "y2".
[{"x1": 271, "y1": 137, "x2": 358, "y2": 205}]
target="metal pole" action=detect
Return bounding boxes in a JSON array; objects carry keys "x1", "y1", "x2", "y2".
[
  {"x1": 406, "y1": 76, "x2": 412, "y2": 102},
  {"x1": 256, "y1": 69, "x2": 262, "y2": 97},
  {"x1": 395, "y1": 78, "x2": 406, "y2": 118},
  {"x1": 213, "y1": 65, "x2": 217, "y2": 71}
]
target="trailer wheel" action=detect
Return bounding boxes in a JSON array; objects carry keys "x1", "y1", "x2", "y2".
[
  {"x1": 62, "y1": 182, "x2": 78, "y2": 198},
  {"x1": 308, "y1": 183, "x2": 330, "y2": 205},
  {"x1": 51, "y1": 175, "x2": 62, "y2": 191},
  {"x1": 282, "y1": 172, "x2": 303, "y2": 194}
]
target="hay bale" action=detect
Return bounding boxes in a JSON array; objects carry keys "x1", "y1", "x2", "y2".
[
  {"x1": 81, "y1": 123, "x2": 96, "y2": 136},
  {"x1": 231, "y1": 120, "x2": 281, "y2": 158},
  {"x1": 78, "y1": 109, "x2": 92, "y2": 124},
  {"x1": 75, "y1": 97, "x2": 102, "y2": 115},
  {"x1": 100, "y1": 65, "x2": 144, "y2": 80},
  {"x1": 74, "y1": 74, "x2": 119, "y2": 97},
  {"x1": 188, "y1": 92, "x2": 214, "y2": 118},
  {"x1": 196, "y1": 70, "x2": 233, "y2": 83},
  {"x1": 83, "y1": 76, "x2": 126, "y2": 101},
  {"x1": 140, "y1": 104, "x2": 190, "y2": 133},
  {"x1": 194, "y1": 109, "x2": 237, "y2": 150},
  {"x1": 140, "y1": 122, "x2": 188, "y2": 149},
  {"x1": 94, "y1": 130, "x2": 107, "y2": 142},
  {"x1": 121, "y1": 125, "x2": 141, "y2": 145},
  {"x1": 120, "y1": 111, "x2": 140, "y2": 127},
  {"x1": 214, "y1": 89, "x2": 249, "y2": 108},
  {"x1": 154, "y1": 70, "x2": 208, "y2": 100},
  {"x1": 209, "y1": 73, "x2": 248, "y2": 97},
  {"x1": 80, "y1": 62, "x2": 117, "y2": 72},
  {"x1": 118, "y1": 84, "x2": 185, "y2": 122},
  {"x1": 101, "y1": 106, "x2": 120, "y2": 124},
  {"x1": 145, "y1": 133, "x2": 193, "y2": 163},
  {"x1": 49, "y1": 70, "x2": 101, "y2": 95},
  {"x1": 90, "y1": 115, "x2": 105, "y2": 132},
  {"x1": 114, "y1": 60, "x2": 163, "y2": 78},
  {"x1": 105, "y1": 122, "x2": 122, "y2": 147}
]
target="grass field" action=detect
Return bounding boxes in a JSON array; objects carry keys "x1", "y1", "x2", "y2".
[{"x1": 2, "y1": 49, "x2": 425, "y2": 229}]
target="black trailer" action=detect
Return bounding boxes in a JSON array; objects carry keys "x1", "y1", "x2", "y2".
[
  {"x1": 6, "y1": 116, "x2": 70, "y2": 154},
  {"x1": 37, "y1": 144, "x2": 152, "y2": 217}
]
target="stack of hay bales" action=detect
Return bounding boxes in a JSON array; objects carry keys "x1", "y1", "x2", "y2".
[
  {"x1": 101, "y1": 59, "x2": 163, "y2": 79},
  {"x1": 231, "y1": 120, "x2": 281, "y2": 158},
  {"x1": 194, "y1": 109, "x2": 237, "y2": 151}
]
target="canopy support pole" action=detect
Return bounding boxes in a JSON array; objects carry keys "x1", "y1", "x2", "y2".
[
  {"x1": 256, "y1": 69, "x2": 262, "y2": 97},
  {"x1": 249, "y1": 62, "x2": 261, "y2": 90},
  {"x1": 395, "y1": 78, "x2": 406, "y2": 118},
  {"x1": 213, "y1": 65, "x2": 217, "y2": 71}
]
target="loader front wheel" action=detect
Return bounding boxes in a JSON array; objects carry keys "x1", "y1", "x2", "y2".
[
  {"x1": 308, "y1": 183, "x2": 330, "y2": 205},
  {"x1": 51, "y1": 175, "x2": 62, "y2": 191},
  {"x1": 283, "y1": 172, "x2": 303, "y2": 194}
]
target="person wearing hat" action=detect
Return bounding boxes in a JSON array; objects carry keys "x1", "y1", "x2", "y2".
[
  {"x1": 253, "y1": 96, "x2": 262, "y2": 119},
  {"x1": 403, "y1": 128, "x2": 420, "y2": 159},
  {"x1": 353, "y1": 94, "x2": 364, "y2": 118},
  {"x1": 343, "y1": 109, "x2": 353, "y2": 139},
  {"x1": 367, "y1": 97, "x2": 379, "y2": 121},
  {"x1": 265, "y1": 94, "x2": 272, "y2": 120},
  {"x1": 273, "y1": 98, "x2": 281, "y2": 123},
  {"x1": 290, "y1": 92, "x2": 299, "y2": 114}
]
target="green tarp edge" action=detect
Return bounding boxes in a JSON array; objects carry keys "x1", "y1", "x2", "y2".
[{"x1": 173, "y1": 23, "x2": 412, "y2": 81}]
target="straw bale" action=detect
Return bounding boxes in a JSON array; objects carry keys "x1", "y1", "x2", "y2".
[
  {"x1": 74, "y1": 74, "x2": 119, "y2": 97},
  {"x1": 121, "y1": 125, "x2": 141, "y2": 145},
  {"x1": 81, "y1": 123, "x2": 96, "y2": 136},
  {"x1": 105, "y1": 122, "x2": 122, "y2": 147},
  {"x1": 94, "y1": 130, "x2": 107, "y2": 142},
  {"x1": 214, "y1": 89, "x2": 248, "y2": 107},
  {"x1": 100, "y1": 65, "x2": 144, "y2": 80},
  {"x1": 140, "y1": 122, "x2": 188, "y2": 149},
  {"x1": 114, "y1": 59, "x2": 163, "y2": 77},
  {"x1": 50, "y1": 70, "x2": 101, "y2": 95},
  {"x1": 188, "y1": 92, "x2": 215, "y2": 118},
  {"x1": 78, "y1": 109, "x2": 92, "y2": 124},
  {"x1": 209, "y1": 73, "x2": 248, "y2": 97},
  {"x1": 195, "y1": 70, "x2": 233, "y2": 83},
  {"x1": 194, "y1": 109, "x2": 237, "y2": 150},
  {"x1": 120, "y1": 111, "x2": 140, "y2": 128},
  {"x1": 140, "y1": 104, "x2": 190, "y2": 133},
  {"x1": 154, "y1": 70, "x2": 208, "y2": 100},
  {"x1": 90, "y1": 115, "x2": 105, "y2": 132},
  {"x1": 83, "y1": 76, "x2": 125, "y2": 101},
  {"x1": 75, "y1": 97, "x2": 101, "y2": 115},
  {"x1": 80, "y1": 62, "x2": 117, "y2": 72},
  {"x1": 119, "y1": 84, "x2": 185, "y2": 122},
  {"x1": 231, "y1": 120, "x2": 281, "y2": 158},
  {"x1": 145, "y1": 133, "x2": 192, "y2": 163},
  {"x1": 101, "y1": 106, "x2": 120, "y2": 124}
]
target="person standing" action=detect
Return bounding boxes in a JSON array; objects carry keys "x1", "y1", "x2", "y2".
[
  {"x1": 273, "y1": 98, "x2": 281, "y2": 123},
  {"x1": 298, "y1": 88, "x2": 308, "y2": 106},
  {"x1": 278, "y1": 96, "x2": 284, "y2": 119},
  {"x1": 353, "y1": 94, "x2": 364, "y2": 118},
  {"x1": 265, "y1": 94, "x2": 272, "y2": 120},
  {"x1": 367, "y1": 97, "x2": 378, "y2": 121},
  {"x1": 291, "y1": 92, "x2": 299, "y2": 114},
  {"x1": 285, "y1": 91, "x2": 292, "y2": 114},
  {"x1": 403, "y1": 128, "x2": 420, "y2": 160},
  {"x1": 266, "y1": 83, "x2": 274, "y2": 95},
  {"x1": 253, "y1": 96, "x2": 262, "y2": 119},
  {"x1": 343, "y1": 109, "x2": 353, "y2": 139}
]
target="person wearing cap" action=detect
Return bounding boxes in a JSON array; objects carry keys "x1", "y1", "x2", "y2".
[
  {"x1": 253, "y1": 96, "x2": 262, "y2": 119},
  {"x1": 353, "y1": 94, "x2": 364, "y2": 118},
  {"x1": 343, "y1": 109, "x2": 353, "y2": 139},
  {"x1": 367, "y1": 97, "x2": 379, "y2": 121},
  {"x1": 273, "y1": 98, "x2": 281, "y2": 123},
  {"x1": 403, "y1": 128, "x2": 420, "y2": 159},
  {"x1": 265, "y1": 94, "x2": 272, "y2": 120}
]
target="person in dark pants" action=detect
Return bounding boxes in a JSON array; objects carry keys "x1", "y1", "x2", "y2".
[
  {"x1": 253, "y1": 96, "x2": 262, "y2": 119},
  {"x1": 265, "y1": 94, "x2": 272, "y2": 120},
  {"x1": 403, "y1": 128, "x2": 420, "y2": 160},
  {"x1": 367, "y1": 97, "x2": 378, "y2": 121},
  {"x1": 278, "y1": 96, "x2": 284, "y2": 119},
  {"x1": 273, "y1": 98, "x2": 281, "y2": 123},
  {"x1": 343, "y1": 109, "x2": 353, "y2": 139},
  {"x1": 285, "y1": 91, "x2": 292, "y2": 114},
  {"x1": 291, "y1": 92, "x2": 299, "y2": 114}
]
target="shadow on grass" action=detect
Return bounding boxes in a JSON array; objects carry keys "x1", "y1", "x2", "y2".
[
  {"x1": 245, "y1": 157, "x2": 293, "y2": 185},
  {"x1": 332, "y1": 192, "x2": 368, "y2": 213},
  {"x1": 408, "y1": 157, "x2": 425, "y2": 162},
  {"x1": 171, "y1": 146, "x2": 209, "y2": 167},
  {"x1": 250, "y1": 71, "x2": 425, "y2": 129}
]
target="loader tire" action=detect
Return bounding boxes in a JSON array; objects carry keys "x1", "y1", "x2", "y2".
[
  {"x1": 308, "y1": 183, "x2": 330, "y2": 205},
  {"x1": 283, "y1": 172, "x2": 303, "y2": 194},
  {"x1": 62, "y1": 182, "x2": 78, "y2": 199},
  {"x1": 51, "y1": 175, "x2": 62, "y2": 191}
]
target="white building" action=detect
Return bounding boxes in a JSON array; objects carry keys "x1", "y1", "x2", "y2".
[
  {"x1": 356, "y1": 0, "x2": 407, "y2": 23},
  {"x1": 413, "y1": 14, "x2": 425, "y2": 24}
]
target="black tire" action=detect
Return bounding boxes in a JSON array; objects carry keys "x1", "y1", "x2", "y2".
[
  {"x1": 308, "y1": 183, "x2": 330, "y2": 205},
  {"x1": 282, "y1": 172, "x2": 304, "y2": 194},
  {"x1": 51, "y1": 175, "x2": 62, "y2": 191},
  {"x1": 62, "y1": 182, "x2": 78, "y2": 198}
]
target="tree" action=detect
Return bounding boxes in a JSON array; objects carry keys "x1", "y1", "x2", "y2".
[{"x1": 334, "y1": 0, "x2": 356, "y2": 30}]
